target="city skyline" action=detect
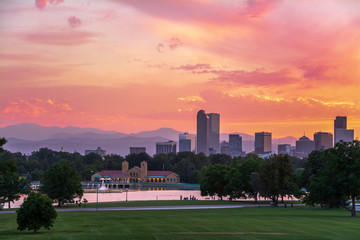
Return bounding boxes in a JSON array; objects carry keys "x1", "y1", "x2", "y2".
[{"x1": 1, "y1": 1, "x2": 360, "y2": 139}]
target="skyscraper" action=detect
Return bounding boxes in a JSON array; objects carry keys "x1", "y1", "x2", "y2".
[
  {"x1": 334, "y1": 116, "x2": 354, "y2": 144},
  {"x1": 196, "y1": 110, "x2": 209, "y2": 155},
  {"x1": 220, "y1": 141, "x2": 229, "y2": 155},
  {"x1": 295, "y1": 135, "x2": 315, "y2": 158},
  {"x1": 278, "y1": 144, "x2": 291, "y2": 155},
  {"x1": 179, "y1": 133, "x2": 196, "y2": 152},
  {"x1": 229, "y1": 134, "x2": 242, "y2": 157},
  {"x1": 254, "y1": 132, "x2": 272, "y2": 154},
  {"x1": 314, "y1": 132, "x2": 333, "y2": 151},
  {"x1": 156, "y1": 141, "x2": 176, "y2": 154},
  {"x1": 207, "y1": 113, "x2": 220, "y2": 154},
  {"x1": 334, "y1": 116, "x2": 347, "y2": 129}
]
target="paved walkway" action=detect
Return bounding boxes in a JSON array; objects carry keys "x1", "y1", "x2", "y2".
[{"x1": 0, "y1": 204, "x2": 253, "y2": 214}]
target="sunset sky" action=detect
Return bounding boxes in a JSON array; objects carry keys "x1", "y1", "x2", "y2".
[{"x1": 1, "y1": 0, "x2": 359, "y2": 138}]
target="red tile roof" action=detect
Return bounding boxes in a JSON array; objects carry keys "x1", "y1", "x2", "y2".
[
  {"x1": 147, "y1": 171, "x2": 179, "y2": 177},
  {"x1": 97, "y1": 170, "x2": 128, "y2": 178}
]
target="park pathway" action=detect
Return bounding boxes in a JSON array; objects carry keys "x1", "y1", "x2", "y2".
[{"x1": 0, "y1": 203, "x2": 309, "y2": 214}]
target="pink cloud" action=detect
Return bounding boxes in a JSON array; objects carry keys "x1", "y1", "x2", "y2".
[
  {"x1": 115, "y1": 0, "x2": 277, "y2": 24},
  {"x1": 18, "y1": 30, "x2": 99, "y2": 46},
  {"x1": 169, "y1": 37, "x2": 183, "y2": 50},
  {"x1": 156, "y1": 43, "x2": 165, "y2": 53},
  {"x1": 0, "y1": 53, "x2": 45, "y2": 62},
  {"x1": 172, "y1": 64, "x2": 297, "y2": 86},
  {"x1": 156, "y1": 37, "x2": 184, "y2": 53},
  {"x1": 35, "y1": 0, "x2": 48, "y2": 9},
  {"x1": 0, "y1": 65, "x2": 68, "y2": 83},
  {"x1": 171, "y1": 64, "x2": 211, "y2": 71},
  {"x1": 299, "y1": 63, "x2": 333, "y2": 80},
  {"x1": 68, "y1": 16, "x2": 82, "y2": 28},
  {"x1": 35, "y1": 0, "x2": 64, "y2": 9},
  {"x1": 208, "y1": 68, "x2": 297, "y2": 86}
]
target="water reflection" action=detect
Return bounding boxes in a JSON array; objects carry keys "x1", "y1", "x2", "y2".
[{"x1": 6, "y1": 190, "x2": 295, "y2": 209}]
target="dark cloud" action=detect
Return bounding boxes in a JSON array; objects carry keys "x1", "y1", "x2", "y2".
[{"x1": 68, "y1": 16, "x2": 82, "y2": 28}]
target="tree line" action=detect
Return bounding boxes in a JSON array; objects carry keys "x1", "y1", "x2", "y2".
[
  {"x1": 201, "y1": 140, "x2": 360, "y2": 217},
  {"x1": 1, "y1": 137, "x2": 360, "y2": 217},
  {"x1": 0, "y1": 145, "x2": 306, "y2": 184}
]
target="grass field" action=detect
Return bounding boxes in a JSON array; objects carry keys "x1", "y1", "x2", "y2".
[{"x1": 1, "y1": 205, "x2": 359, "y2": 240}]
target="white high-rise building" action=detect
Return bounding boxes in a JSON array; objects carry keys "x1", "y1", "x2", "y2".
[{"x1": 207, "y1": 113, "x2": 220, "y2": 154}]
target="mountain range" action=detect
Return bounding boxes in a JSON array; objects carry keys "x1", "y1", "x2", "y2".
[{"x1": 0, "y1": 123, "x2": 297, "y2": 156}]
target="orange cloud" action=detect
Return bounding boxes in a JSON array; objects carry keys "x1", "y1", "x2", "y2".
[{"x1": 2, "y1": 98, "x2": 72, "y2": 119}]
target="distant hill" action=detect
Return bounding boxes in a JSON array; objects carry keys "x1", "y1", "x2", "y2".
[
  {"x1": 0, "y1": 123, "x2": 123, "y2": 141},
  {"x1": 4, "y1": 136, "x2": 169, "y2": 156},
  {"x1": 0, "y1": 123, "x2": 298, "y2": 156}
]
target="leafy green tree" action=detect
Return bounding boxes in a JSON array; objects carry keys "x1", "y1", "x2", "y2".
[
  {"x1": 201, "y1": 164, "x2": 230, "y2": 200},
  {"x1": 30, "y1": 168, "x2": 44, "y2": 181},
  {"x1": 209, "y1": 154, "x2": 232, "y2": 165},
  {"x1": 0, "y1": 137, "x2": 6, "y2": 152},
  {"x1": 126, "y1": 152, "x2": 151, "y2": 169},
  {"x1": 0, "y1": 159, "x2": 30, "y2": 209},
  {"x1": 150, "y1": 153, "x2": 169, "y2": 170},
  {"x1": 304, "y1": 140, "x2": 360, "y2": 217},
  {"x1": 258, "y1": 155, "x2": 296, "y2": 206},
  {"x1": 174, "y1": 157, "x2": 196, "y2": 183},
  {"x1": 225, "y1": 157, "x2": 263, "y2": 200},
  {"x1": 16, "y1": 192, "x2": 57, "y2": 233},
  {"x1": 41, "y1": 160, "x2": 83, "y2": 207}
]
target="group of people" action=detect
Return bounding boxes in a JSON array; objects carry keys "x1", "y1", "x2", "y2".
[{"x1": 180, "y1": 195, "x2": 197, "y2": 200}]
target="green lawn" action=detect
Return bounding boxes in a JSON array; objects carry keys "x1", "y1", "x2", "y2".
[{"x1": 0, "y1": 206, "x2": 359, "y2": 240}]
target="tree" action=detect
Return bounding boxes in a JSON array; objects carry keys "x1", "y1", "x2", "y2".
[
  {"x1": 0, "y1": 159, "x2": 30, "y2": 209},
  {"x1": 209, "y1": 154, "x2": 232, "y2": 165},
  {"x1": 258, "y1": 155, "x2": 296, "y2": 206},
  {"x1": 41, "y1": 160, "x2": 83, "y2": 207},
  {"x1": 304, "y1": 140, "x2": 360, "y2": 217},
  {"x1": 225, "y1": 156, "x2": 263, "y2": 200},
  {"x1": 0, "y1": 137, "x2": 6, "y2": 152},
  {"x1": 16, "y1": 192, "x2": 57, "y2": 233},
  {"x1": 200, "y1": 164, "x2": 229, "y2": 200},
  {"x1": 174, "y1": 157, "x2": 196, "y2": 183}
]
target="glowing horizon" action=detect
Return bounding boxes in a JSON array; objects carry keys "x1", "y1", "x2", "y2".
[{"x1": 1, "y1": 0, "x2": 359, "y2": 139}]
